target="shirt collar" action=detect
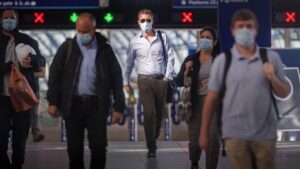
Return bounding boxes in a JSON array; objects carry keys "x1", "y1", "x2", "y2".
[
  {"x1": 232, "y1": 44, "x2": 260, "y2": 61},
  {"x1": 139, "y1": 30, "x2": 157, "y2": 38}
]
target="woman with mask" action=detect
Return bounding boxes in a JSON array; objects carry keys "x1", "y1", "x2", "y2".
[{"x1": 175, "y1": 27, "x2": 220, "y2": 169}]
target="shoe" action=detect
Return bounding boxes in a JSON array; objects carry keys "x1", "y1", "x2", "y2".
[
  {"x1": 33, "y1": 132, "x2": 45, "y2": 142},
  {"x1": 191, "y1": 165, "x2": 199, "y2": 169},
  {"x1": 147, "y1": 151, "x2": 156, "y2": 158},
  {"x1": 191, "y1": 162, "x2": 199, "y2": 169}
]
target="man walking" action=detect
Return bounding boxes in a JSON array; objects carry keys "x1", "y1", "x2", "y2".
[
  {"x1": 199, "y1": 9, "x2": 290, "y2": 169},
  {"x1": 123, "y1": 9, "x2": 175, "y2": 157},
  {"x1": 47, "y1": 13, "x2": 125, "y2": 169}
]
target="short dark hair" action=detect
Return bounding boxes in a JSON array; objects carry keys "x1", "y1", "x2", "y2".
[
  {"x1": 231, "y1": 9, "x2": 258, "y2": 29},
  {"x1": 0, "y1": 9, "x2": 19, "y2": 24},
  {"x1": 200, "y1": 27, "x2": 218, "y2": 40},
  {"x1": 137, "y1": 9, "x2": 153, "y2": 19}
]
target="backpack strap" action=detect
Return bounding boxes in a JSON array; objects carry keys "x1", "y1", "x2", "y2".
[
  {"x1": 259, "y1": 48, "x2": 281, "y2": 120},
  {"x1": 217, "y1": 50, "x2": 232, "y2": 156},
  {"x1": 157, "y1": 30, "x2": 168, "y2": 72}
]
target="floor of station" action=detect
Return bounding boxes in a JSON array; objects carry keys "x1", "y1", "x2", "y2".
[{"x1": 15, "y1": 141, "x2": 300, "y2": 169}]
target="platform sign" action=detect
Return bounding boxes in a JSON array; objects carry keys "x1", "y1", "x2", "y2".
[
  {"x1": 218, "y1": 0, "x2": 272, "y2": 51},
  {"x1": 0, "y1": 0, "x2": 99, "y2": 9},
  {"x1": 173, "y1": 0, "x2": 218, "y2": 8}
]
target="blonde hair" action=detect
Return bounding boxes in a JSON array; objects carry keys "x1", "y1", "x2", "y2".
[{"x1": 137, "y1": 9, "x2": 153, "y2": 19}]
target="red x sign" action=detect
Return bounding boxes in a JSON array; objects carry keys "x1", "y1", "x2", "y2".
[
  {"x1": 182, "y1": 12, "x2": 193, "y2": 23},
  {"x1": 34, "y1": 12, "x2": 45, "y2": 24},
  {"x1": 285, "y1": 12, "x2": 296, "y2": 23}
]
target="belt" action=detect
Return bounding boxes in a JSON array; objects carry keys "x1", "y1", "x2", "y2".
[
  {"x1": 73, "y1": 95, "x2": 98, "y2": 102},
  {"x1": 138, "y1": 74, "x2": 164, "y2": 80}
]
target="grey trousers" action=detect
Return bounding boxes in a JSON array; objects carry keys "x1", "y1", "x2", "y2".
[
  {"x1": 188, "y1": 95, "x2": 220, "y2": 169},
  {"x1": 30, "y1": 92, "x2": 40, "y2": 135},
  {"x1": 137, "y1": 75, "x2": 168, "y2": 151}
]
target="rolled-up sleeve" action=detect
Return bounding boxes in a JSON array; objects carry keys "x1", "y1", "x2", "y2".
[
  {"x1": 271, "y1": 51, "x2": 288, "y2": 84},
  {"x1": 123, "y1": 41, "x2": 136, "y2": 85},
  {"x1": 208, "y1": 54, "x2": 226, "y2": 93}
]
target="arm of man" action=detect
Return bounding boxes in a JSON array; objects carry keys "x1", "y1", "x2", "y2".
[
  {"x1": 264, "y1": 51, "x2": 290, "y2": 98},
  {"x1": 123, "y1": 41, "x2": 136, "y2": 93},
  {"x1": 47, "y1": 41, "x2": 69, "y2": 117},
  {"x1": 28, "y1": 39, "x2": 43, "y2": 69},
  {"x1": 164, "y1": 33, "x2": 175, "y2": 80},
  {"x1": 34, "y1": 67, "x2": 46, "y2": 78},
  {"x1": 107, "y1": 44, "x2": 125, "y2": 123},
  {"x1": 34, "y1": 57, "x2": 46, "y2": 78}
]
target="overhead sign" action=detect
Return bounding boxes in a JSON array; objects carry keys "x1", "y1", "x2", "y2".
[
  {"x1": 173, "y1": 0, "x2": 218, "y2": 8},
  {"x1": 0, "y1": 0, "x2": 99, "y2": 9}
]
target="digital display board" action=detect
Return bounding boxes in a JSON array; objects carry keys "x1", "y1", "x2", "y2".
[
  {"x1": 272, "y1": 0, "x2": 300, "y2": 28},
  {"x1": 173, "y1": 0, "x2": 218, "y2": 8},
  {"x1": 13, "y1": 9, "x2": 217, "y2": 29},
  {"x1": 0, "y1": 0, "x2": 99, "y2": 9}
]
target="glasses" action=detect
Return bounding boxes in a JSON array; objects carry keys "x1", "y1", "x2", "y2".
[{"x1": 140, "y1": 19, "x2": 152, "y2": 23}]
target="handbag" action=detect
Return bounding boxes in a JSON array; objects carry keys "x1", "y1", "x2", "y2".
[
  {"x1": 176, "y1": 75, "x2": 192, "y2": 122},
  {"x1": 8, "y1": 67, "x2": 39, "y2": 112},
  {"x1": 157, "y1": 31, "x2": 177, "y2": 103}
]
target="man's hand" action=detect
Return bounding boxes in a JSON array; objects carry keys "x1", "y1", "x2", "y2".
[
  {"x1": 21, "y1": 55, "x2": 32, "y2": 68},
  {"x1": 124, "y1": 85, "x2": 133, "y2": 94},
  {"x1": 263, "y1": 63, "x2": 275, "y2": 81},
  {"x1": 111, "y1": 112, "x2": 122, "y2": 124},
  {"x1": 48, "y1": 105, "x2": 59, "y2": 118},
  {"x1": 199, "y1": 132, "x2": 209, "y2": 150},
  {"x1": 163, "y1": 77, "x2": 169, "y2": 81}
]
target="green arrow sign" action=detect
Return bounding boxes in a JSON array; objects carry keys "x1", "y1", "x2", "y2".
[
  {"x1": 70, "y1": 12, "x2": 79, "y2": 23},
  {"x1": 104, "y1": 13, "x2": 114, "y2": 23}
]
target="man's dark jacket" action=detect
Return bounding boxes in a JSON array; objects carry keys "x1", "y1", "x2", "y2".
[
  {"x1": 0, "y1": 28, "x2": 42, "y2": 94},
  {"x1": 47, "y1": 32, "x2": 125, "y2": 118}
]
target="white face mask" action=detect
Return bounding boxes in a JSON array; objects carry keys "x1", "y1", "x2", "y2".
[
  {"x1": 199, "y1": 38, "x2": 213, "y2": 51},
  {"x1": 234, "y1": 27, "x2": 255, "y2": 47},
  {"x1": 139, "y1": 22, "x2": 153, "y2": 32}
]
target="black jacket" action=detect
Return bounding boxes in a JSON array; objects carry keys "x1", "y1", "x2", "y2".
[
  {"x1": 0, "y1": 28, "x2": 42, "y2": 93},
  {"x1": 47, "y1": 32, "x2": 125, "y2": 118},
  {"x1": 174, "y1": 51, "x2": 216, "y2": 104}
]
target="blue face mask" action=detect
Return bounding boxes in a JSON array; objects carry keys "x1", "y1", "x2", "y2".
[
  {"x1": 2, "y1": 18, "x2": 17, "y2": 31},
  {"x1": 77, "y1": 33, "x2": 93, "y2": 45},
  {"x1": 234, "y1": 28, "x2": 255, "y2": 47},
  {"x1": 139, "y1": 22, "x2": 153, "y2": 32},
  {"x1": 199, "y1": 38, "x2": 213, "y2": 51}
]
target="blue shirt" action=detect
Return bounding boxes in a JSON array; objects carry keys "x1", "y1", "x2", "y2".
[
  {"x1": 75, "y1": 36, "x2": 97, "y2": 95},
  {"x1": 123, "y1": 31, "x2": 175, "y2": 85},
  {"x1": 208, "y1": 45, "x2": 288, "y2": 140}
]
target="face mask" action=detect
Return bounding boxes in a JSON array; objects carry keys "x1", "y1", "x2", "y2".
[
  {"x1": 199, "y1": 38, "x2": 213, "y2": 51},
  {"x1": 2, "y1": 18, "x2": 17, "y2": 31},
  {"x1": 77, "y1": 33, "x2": 93, "y2": 45},
  {"x1": 139, "y1": 22, "x2": 153, "y2": 32},
  {"x1": 234, "y1": 27, "x2": 255, "y2": 47}
]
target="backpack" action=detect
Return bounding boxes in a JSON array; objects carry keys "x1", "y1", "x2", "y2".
[{"x1": 217, "y1": 48, "x2": 280, "y2": 156}]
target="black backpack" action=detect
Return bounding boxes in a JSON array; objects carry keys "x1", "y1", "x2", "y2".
[{"x1": 217, "y1": 48, "x2": 280, "y2": 156}]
